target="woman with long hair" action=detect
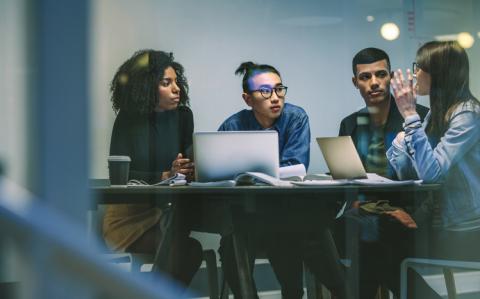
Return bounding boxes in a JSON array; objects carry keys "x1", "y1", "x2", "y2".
[
  {"x1": 389, "y1": 40, "x2": 480, "y2": 297},
  {"x1": 103, "y1": 50, "x2": 202, "y2": 287}
]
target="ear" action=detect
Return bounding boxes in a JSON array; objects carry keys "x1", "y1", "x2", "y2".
[
  {"x1": 242, "y1": 93, "x2": 253, "y2": 107},
  {"x1": 352, "y1": 77, "x2": 358, "y2": 89}
]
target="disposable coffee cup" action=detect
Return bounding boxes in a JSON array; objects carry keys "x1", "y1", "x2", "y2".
[{"x1": 108, "y1": 156, "x2": 131, "y2": 186}]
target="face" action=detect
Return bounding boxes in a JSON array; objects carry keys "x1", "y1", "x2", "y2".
[
  {"x1": 414, "y1": 68, "x2": 431, "y2": 96},
  {"x1": 156, "y1": 66, "x2": 181, "y2": 111},
  {"x1": 243, "y1": 72, "x2": 285, "y2": 128},
  {"x1": 353, "y1": 59, "x2": 392, "y2": 107}
]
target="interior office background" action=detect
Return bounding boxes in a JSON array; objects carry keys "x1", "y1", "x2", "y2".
[{"x1": 1, "y1": 0, "x2": 480, "y2": 297}]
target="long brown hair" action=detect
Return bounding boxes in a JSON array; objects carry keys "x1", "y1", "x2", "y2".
[{"x1": 416, "y1": 41, "x2": 478, "y2": 138}]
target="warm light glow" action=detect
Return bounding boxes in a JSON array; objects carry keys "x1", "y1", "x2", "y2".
[
  {"x1": 366, "y1": 15, "x2": 375, "y2": 22},
  {"x1": 457, "y1": 32, "x2": 474, "y2": 48},
  {"x1": 380, "y1": 22, "x2": 400, "y2": 41},
  {"x1": 435, "y1": 34, "x2": 458, "y2": 41}
]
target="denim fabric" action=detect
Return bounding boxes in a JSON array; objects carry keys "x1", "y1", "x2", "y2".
[
  {"x1": 218, "y1": 103, "x2": 311, "y2": 169},
  {"x1": 387, "y1": 100, "x2": 480, "y2": 228}
]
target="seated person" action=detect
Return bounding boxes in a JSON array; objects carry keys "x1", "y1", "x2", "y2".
[
  {"x1": 218, "y1": 61, "x2": 312, "y2": 299},
  {"x1": 335, "y1": 47, "x2": 429, "y2": 297},
  {"x1": 102, "y1": 50, "x2": 202, "y2": 287},
  {"x1": 387, "y1": 40, "x2": 480, "y2": 298}
]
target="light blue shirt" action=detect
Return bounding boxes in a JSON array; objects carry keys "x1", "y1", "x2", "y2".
[
  {"x1": 218, "y1": 103, "x2": 311, "y2": 170},
  {"x1": 387, "y1": 100, "x2": 480, "y2": 229}
]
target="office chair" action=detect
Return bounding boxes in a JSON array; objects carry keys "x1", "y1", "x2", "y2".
[
  {"x1": 88, "y1": 202, "x2": 221, "y2": 299},
  {"x1": 400, "y1": 258, "x2": 480, "y2": 299}
]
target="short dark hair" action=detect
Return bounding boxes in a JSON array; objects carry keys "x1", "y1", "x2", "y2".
[
  {"x1": 110, "y1": 49, "x2": 189, "y2": 114},
  {"x1": 352, "y1": 47, "x2": 391, "y2": 75},
  {"x1": 235, "y1": 61, "x2": 281, "y2": 92}
]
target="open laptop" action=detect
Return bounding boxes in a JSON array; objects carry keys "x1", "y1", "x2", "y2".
[
  {"x1": 193, "y1": 131, "x2": 279, "y2": 182},
  {"x1": 316, "y1": 136, "x2": 368, "y2": 180}
]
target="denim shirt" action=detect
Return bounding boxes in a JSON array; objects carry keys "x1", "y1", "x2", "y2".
[
  {"x1": 218, "y1": 103, "x2": 311, "y2": 170},
  {"x1": 387, "y1": 100, "x2": 480, "y2": 228}
]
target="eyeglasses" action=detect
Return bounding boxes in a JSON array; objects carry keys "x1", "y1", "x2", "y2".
[
  {"x1": 412, "y1": 62, "x2": 418, "y2": 78},
  {"x1": 250, "y1": 86, "x2": 288, "y2": 99}
]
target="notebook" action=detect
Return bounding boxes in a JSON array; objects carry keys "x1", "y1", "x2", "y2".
[
  {"x1": 193, "y1": 131, "x2": 280, "y2": 182},
  {"x1": 316, "y1": 136, "x2": 368, "y2": 180}
]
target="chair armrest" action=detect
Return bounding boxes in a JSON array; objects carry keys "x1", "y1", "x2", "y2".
[{"x1": 400, "y1": 258, "x2": 480, "y2": 299}]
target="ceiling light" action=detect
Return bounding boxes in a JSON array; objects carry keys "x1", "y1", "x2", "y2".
[
  {"x1": 380, "y1": 22, "x2": 400, "y2": 41},
  {"x1": 457, "y1": 32, "x2": 474, "y2": 48}
]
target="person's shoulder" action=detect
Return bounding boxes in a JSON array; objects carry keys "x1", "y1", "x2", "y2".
[
  {"x1": 114, "y1": 110, "x2": 135, "y2": 124},
  {"x1": 283, "y1": 103, "x2": 306, "y2": 114},
  {"x1": 451, "y1": 99, "x2": 480, "y2": 117},
  {"x1": 282, "y1": 103, "x2": 308, "y2": 119},
  {"x1": 459, "y1": 99, "x2": 480, "y2": 112},
  {"x1": 177, "y1": 106, "x2": 193, "y2": 123},
  {"x1": 219, "y1": 109, "x2": 250, "y2": 130},
  {"x1": 177, "y1": 105, "x2": 193, "y2": 116},
  {"x1": 340, "y1": 106, "x2": 367, "y2": 125}
]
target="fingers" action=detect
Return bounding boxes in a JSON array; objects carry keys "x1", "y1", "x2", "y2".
[
  {"x1": 398, "y1": 68, "x2": 406, "y2": 84},
  {"x1": 390, "y1": 69, "x2": 404, "y2": 98},
  {"x1": 406, "y1": 68, "x2": 417, "y2": 99},
  {"x1": 406, "y1": 68, "x2": 413, "y2": 88},
  {"x1": 177, "y1": 167, "x2": 195, "y2": 175},
  {"x1": 171, "y1": 153, "x2": 189, "y2": 175},
  {"x1": 395, "y1": 131, "x2": 405, "y2": 143}
]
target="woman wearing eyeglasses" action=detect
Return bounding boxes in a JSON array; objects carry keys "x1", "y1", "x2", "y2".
[
  {"x1": 388, "y1": 41, "x2": 480, "y2": 297},
  {"x1": 103, "y1": 50, "x2": 202, "y2": 288}
]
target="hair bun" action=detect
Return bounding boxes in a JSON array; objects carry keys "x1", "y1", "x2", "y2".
[{"x1": 235, "y1": 61, "x2": 257, "y2": 76}]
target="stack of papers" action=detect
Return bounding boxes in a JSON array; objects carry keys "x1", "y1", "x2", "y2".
[{"x1": 291, "y1": 173, "x2": 421, "y2": 186}]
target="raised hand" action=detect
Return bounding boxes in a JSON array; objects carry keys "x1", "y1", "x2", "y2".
[{"x1": 390, "y1": 69, "x2": 418, "y2": 119}]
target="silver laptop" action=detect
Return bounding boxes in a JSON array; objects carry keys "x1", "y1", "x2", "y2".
[
  {"x1": 193, "y1": 131, "x2": 280, "y2": 182},
  {"x1": 316, "y1": 136, "x2": 368, "y2": 180}
]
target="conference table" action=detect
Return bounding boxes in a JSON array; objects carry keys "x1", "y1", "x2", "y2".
[{"x1": 91, "y1": 182, "x2": 441, "y2": 299}]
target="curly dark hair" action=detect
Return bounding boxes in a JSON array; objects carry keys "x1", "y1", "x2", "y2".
[{"x1": 110, "y1": 50, "x2": 189, "y2": 114}]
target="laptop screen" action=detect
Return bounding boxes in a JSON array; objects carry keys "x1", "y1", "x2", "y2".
[
  {"x1": 193, "y1": 131, "x2": 279, "y2": 182},
  {"x1": 316, "y1": 136, "x2": 368, "y2": 180}
]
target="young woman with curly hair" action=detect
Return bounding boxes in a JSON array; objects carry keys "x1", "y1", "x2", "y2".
[{"x1": 103, "y1": 50, "x2": 202, "y2": 287}]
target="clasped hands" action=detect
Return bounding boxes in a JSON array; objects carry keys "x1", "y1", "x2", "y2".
[{"x1": 165, "y1": 153, "x2": 195, "y2": 181}]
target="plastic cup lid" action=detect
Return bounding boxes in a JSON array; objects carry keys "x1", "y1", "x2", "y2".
[{"x1": 108, "y1": 155, "x2": 131, "y2": 162}]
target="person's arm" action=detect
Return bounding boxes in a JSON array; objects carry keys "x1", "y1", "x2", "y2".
[
  {"x1": 109, "y1": 112, "x2": 131, "y2": 157},
  {"x1": 281, "y1": 113, "x2": 311, "y2": 169},
  {"x1": 338, "y1": 118, "x2": 347, "y2": 136},
  {"x1": 403, "y1": 108, "x2": 480, "y2": 183},
  {"x1": 386, "y1": 130, "x2": 419, "y2": 180},
  {"x1": 109, "y1": 113, "x2": 160, "y2": 181},
  {"x1": 109, "y1": 112, "x2": 186, "y2": 183}
]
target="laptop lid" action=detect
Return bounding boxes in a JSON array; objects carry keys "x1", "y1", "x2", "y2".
[
  {"x1": 316, "y1": 136, "x2": 368, "y2": 180},
  {"x1": 193, "y1": 131, "x2": 280, "y2": 182}
]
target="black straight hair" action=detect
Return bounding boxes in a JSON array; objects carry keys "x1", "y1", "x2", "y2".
[
  {"x1": 235, "y1": 61, "x2": 281, "y2": 92},
  {"x1": 352, "y1": 47, "x2": 391, "y2": 75}
]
